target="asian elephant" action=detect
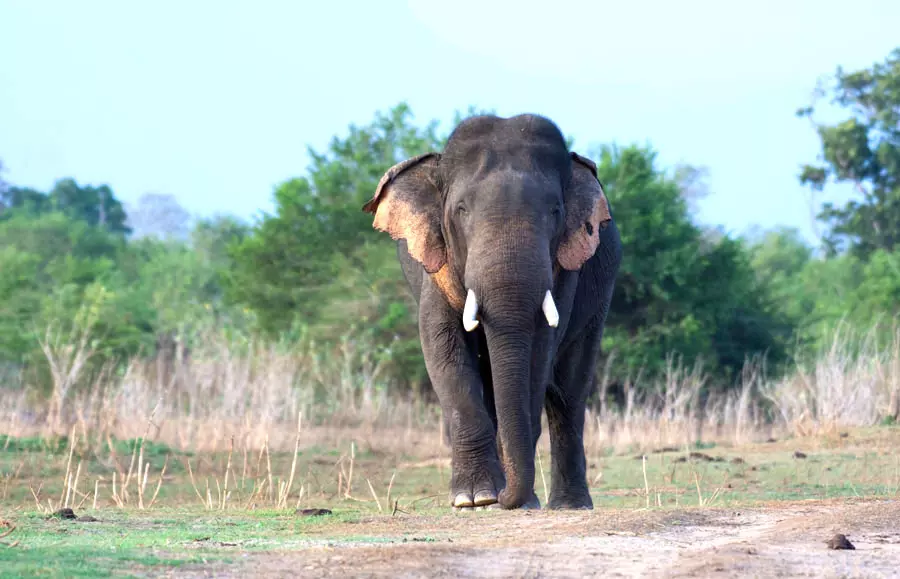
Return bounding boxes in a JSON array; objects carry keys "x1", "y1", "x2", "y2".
[{"x1": 362, "y1": 114, "x2": 622, "y2": 510}]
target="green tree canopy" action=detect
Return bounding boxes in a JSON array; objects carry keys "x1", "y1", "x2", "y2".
[
  {"x1": 798, "y1": 48, "x2": 900, "y2": 258},
  {"x1": 595, "y1": 145, "x2": 788, "y2": 382},
  {"x1": 2, "y1": 178, "x2": 131, "y2": 236},
  {"x1": 226, "y1": 104, "x2": 445, "y2": 333}
]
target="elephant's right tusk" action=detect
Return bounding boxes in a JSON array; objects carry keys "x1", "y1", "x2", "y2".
[
  {"x1": 542, "y1": 290, "x2": 559, "y2": 328},
  {"x1": 462, "y1": 289, "x2": 480, "y2": 332}
]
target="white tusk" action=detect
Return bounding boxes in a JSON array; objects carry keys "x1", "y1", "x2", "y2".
[
  {"x1": 462, "y1": 289, "x2": 480, "y2": 332},
  {"x1": 542, "y1": 290, "x2": 559, "y2": 328}
]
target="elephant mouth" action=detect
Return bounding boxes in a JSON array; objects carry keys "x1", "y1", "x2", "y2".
[{"x1": 461, "y1": 289, "x2": 559, "y2": 332}]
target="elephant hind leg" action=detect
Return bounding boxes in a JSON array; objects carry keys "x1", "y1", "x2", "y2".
[{"x1": 544, "y1": 319, "x2": 604, "y2": 510}]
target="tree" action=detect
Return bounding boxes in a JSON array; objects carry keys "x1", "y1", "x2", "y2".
[
  {"x1": 0, "y1": 210, "x2": 138, "y2": 368},
  {"x1": 746, "y1": 227, "x2": 815, "y2": 344},
  {"x1": 798, "y1": 47, "x2": 900, "y2": 258},
  {"x1": 226, "y1": 103, "x2": 445, "y2": 337},
  {"x1": 1, "y1": 186, "x2": 49, "y2": 216},
  {"x1": 48, "y1": 178, "x2": 131, "y2": 236},
  {"x1": 1, "y1": 178, "x2": 131, "y2": 236},
  {"x1": 190, "y1": 215, "x2": 251, "y2": 319},
  {"x1": 595, "y1": 144, "x2": 788, "y2": 383}
]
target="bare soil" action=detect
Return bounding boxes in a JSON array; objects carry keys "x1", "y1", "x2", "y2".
[{"x1": 174, "y1": 498, "x2": 900, "y2": 578}]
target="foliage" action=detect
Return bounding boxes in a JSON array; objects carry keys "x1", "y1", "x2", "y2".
[
  {"x1": 0, "y1": 183, "x2": 250, "y2": 388},
  {"x1": 2, "y1": 178, "x2": 130, "y2": 236},
  {"x1": 225, "y1": 104, "x2": 449, "y2": 389},
  {"x1": 596, "y1": 145, "x2": 788, "y2": 381},
  {"x1": 788, "y1": 46, "x2": 900, "y2": 348},
  {"x1": 797, "y1": 47, "x2": 900, "y2": 258}
]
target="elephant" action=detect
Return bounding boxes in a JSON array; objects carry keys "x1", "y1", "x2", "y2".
[{"x1": 362, "y1": 114, "x2": 622, "y2": 510}]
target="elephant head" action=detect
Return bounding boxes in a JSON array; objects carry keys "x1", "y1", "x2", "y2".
[{"x1": 362, "y1": 114, "x2": 611, "y2": 508}]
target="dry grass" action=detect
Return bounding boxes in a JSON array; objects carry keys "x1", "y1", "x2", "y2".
[
  {"x1": 584, "y1": 355, "x2": 766, "y2": 455},
  {"x1": 1, "y1": 323, "x2": 898, "y2": 464},
  {"x1": 0, "y1": 329, "x2": 441, "y2": 456},
  {"x1": 762, "y1": 323, "x2": 900, "y2": 436}
]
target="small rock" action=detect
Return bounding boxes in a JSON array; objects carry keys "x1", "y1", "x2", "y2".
[
  {"x1": 765, "y1": 438, "x2": 777, "y2": 443},
  {"x1": 730, "y1": 457, "x2": 746, "y2": 464},
  {"x1": 839, "y1": 432, "x2": 849, "y2": 438},
  {"x1": 296, "y1": 508, "x2": 332, "y2": 517},
  {"x1": 826, "y1": 533, "x2": 855, "y2": 550},
  {"x1": 793, "y1": 451, "x2": 808, "y2": 459},
  {"x1": 76, "y1": 515, "x2": 99, "y2": 522},
  {"x1": 49, "y1": 508, "x2": 76, "y2": 520}
]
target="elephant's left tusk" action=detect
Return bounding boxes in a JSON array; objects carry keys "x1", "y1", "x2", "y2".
[
  {"x1": 463, "y1": 289, "x2": 480, "y2": 332},
  {"x1": 542, "y1": 290, "x2": 559, "y2": 328}
]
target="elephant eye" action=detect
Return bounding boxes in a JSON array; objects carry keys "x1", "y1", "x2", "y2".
[{"x1": 457, "y1": 203, "x2": 468, "y2": 216}]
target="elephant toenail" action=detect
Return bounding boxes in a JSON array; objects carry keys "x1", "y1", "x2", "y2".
[
  {"x1": 453, "y1": 493, "x2": 475, "y2": 508},
  {"x1": 473, "y1": 490, "x2": 498, "y2": 506}
]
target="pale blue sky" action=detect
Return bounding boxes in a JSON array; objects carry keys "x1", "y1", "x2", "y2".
[{"x1": 1, "y1": 0, "x2": 897, "y2": 244}]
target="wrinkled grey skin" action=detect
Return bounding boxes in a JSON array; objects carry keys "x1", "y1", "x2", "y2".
[{"x1": 362, "y1": 114, "x2": 621, "y2": 510}]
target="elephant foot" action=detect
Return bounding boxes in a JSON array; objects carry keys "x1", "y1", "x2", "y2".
[
  {"x1": 520, "y1": 492, "x2": 541, "y2": 510},
  {"x1": 494, "y1": 489, "x2": 541, "y2": 510},
  {"x1": 449, "y1": 456, "x2": 505, "y2": 510},
  {"x1": 547, "y1": 491, "x2": 593, "y2": 510}
]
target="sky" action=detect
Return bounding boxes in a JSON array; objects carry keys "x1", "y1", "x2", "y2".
[{"x1": 1, "y1": 0, "x2": 898, "y2": 245}]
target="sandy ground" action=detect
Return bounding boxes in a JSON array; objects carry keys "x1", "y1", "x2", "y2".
[{"x1": 176, "y1": 498, "x2": 900, "y2": 578}]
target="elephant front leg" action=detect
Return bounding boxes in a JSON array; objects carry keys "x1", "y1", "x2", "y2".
[
  {"x1": 419, "y1": 286, "x2": 504, "y2": 510},
  {"x1": 544, "y1": 321, "x2": 604, "y2": 510},
  {"x1": 443, "y1": 401, "x2": 505, "y2": 509}
]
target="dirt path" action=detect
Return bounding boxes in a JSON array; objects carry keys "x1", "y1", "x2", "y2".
[{"x1": 177, "y1": 498, "x2": 900, "y2": 578}]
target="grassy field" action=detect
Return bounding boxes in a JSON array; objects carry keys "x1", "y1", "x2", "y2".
[{"x1": 2, "y1": 424, "x2": 899, "y2": 577}]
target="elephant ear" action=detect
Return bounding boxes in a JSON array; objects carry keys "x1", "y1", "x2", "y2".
[
  {"x1": 362, "y1": 153, "x2": 446, "y2": 274},
  {"x1": 556, "y1": 152, "x2": 613, "y2": 271}
]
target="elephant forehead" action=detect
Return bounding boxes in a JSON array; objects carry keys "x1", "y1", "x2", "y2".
[
  {"x1": 450, "y1": 169, "x2": 563, "y2": 204},
  {"x1": 446, "y1": 147, "x2": 569, "y2": 183}
]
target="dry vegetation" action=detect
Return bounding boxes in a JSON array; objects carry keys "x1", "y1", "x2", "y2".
[
  {"x1": 3, "y1": 322, "x2": 899, "y2": 458},
  {"x1": 0, "y1": 323, "x2": 896, "y2": 514},
  {"x1": 2, "y1": 324, "x2": 900, "y2": 576}
]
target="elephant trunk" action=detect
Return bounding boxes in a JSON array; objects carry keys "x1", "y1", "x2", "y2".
[
  {"x1": 466, "y1": 232, "x2": 554, "y2": 509},
  {"x1": 483, "y1": 324, "x2": 536, "y2": 508}
]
